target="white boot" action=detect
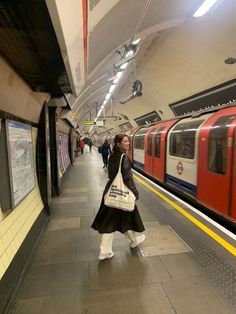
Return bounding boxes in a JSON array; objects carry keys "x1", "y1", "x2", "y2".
[
  {"x1": 125, "y1": 230, "x2": 145, "y2": 248},
  {"x1": 99, "y1": 233, "x2": 114, "y2": 260}
]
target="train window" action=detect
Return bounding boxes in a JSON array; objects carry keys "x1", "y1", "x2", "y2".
[
  {"x1": 134, "y1": 128, "x2": 148, "y2": 150},
  {"x1": 170, "y1": 120, "x2": 203, "y2": 159},
  {"x1": 147, "y1": 132, "x2": 153, "y2": 155},
  {"x1": 208, "y1": 115, "x2": 236, "y2": 174},
  {"x1": 155, "y1": 126, "x2": 165, "y2": 158}
]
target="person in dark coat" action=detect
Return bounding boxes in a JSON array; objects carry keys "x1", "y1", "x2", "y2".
[
  {"x1": 101, "y1": 139, "x2": 112, "y2": 168},
  {"x1": 89, "y1": 139, "x2": 93, "y2": 152},
  {"x1": 91, "y1": 133, "x2": 145, "y2": 260}
]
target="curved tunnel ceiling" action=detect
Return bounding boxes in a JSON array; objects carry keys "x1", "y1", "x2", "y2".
[{"x1": 1, "y1": 0, "x2": 236, "y2": 135}]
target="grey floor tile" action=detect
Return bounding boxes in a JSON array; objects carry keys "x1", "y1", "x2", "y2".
[
  {"x1": 52, "y1": 207, "x2": 83, "y2": 219},
  {"x1": 160, "y1": 252, "x2": 202, "y2": 279},
  {"x1": 79, "y1": 216, "x2": 95, "y2": 228},
  {"x1": 12, "y1": 294, "x2": 75, "y2": 314},
  {"x1": 38, "y1": 228, "x2": 87, "y2": 248},
  {"x1": 20, "y1": 262, "x2": 89, "y2": 298},
  {"x1": 53, "y1": 207, "x2": 94, "y2": 218},
  {"x1": 62, "y1": 187, "x2": 88, "y2": 193},
  {"x1": 52, "y1": 196, "x2": 87, "y2": 203},
  {"x1": 51, "y1": 202, "x2": 84, "y2": 211},
  {"x1": 90, "y1": 256, "x2": 171, "y2": 290},
  {"x1": 46, "y1": 217, "x2": 81, "y2": 231},
  {"x1": 137, "y1": 201, "x2": 158, "y2": 221},
  {"x1": 31, "y1": 243, "x2": 76, "y2": 266},
  {"x1": 74, "y1": 288, "x2": 143, "y2": 314},
  {"x1": 163, "y1": 275, "x2": 236, "y2": 314},
  {"x1": 74, "y1": 284, "x2": 175, "y2": 314}
]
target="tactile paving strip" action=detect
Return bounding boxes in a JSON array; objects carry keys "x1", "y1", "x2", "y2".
[{"x1": 157, "y1": 210, "x2": 236, "y2": 310}]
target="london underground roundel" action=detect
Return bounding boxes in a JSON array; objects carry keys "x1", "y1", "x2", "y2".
[{"x1": 177, "y1": 161, "x2": 183, "y2": 175}]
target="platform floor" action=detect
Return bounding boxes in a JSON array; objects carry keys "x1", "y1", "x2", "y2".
[{"x1": 11, "y1": 146, "x2": 236, "y2": 314}]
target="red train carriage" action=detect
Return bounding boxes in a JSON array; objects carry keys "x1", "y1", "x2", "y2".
[
  {"x1": 197, "y1": 106, "x2": 236, "y2": 221},
  {"x1": 129, "y1": 105, "x2": 236, "y2": 223}
]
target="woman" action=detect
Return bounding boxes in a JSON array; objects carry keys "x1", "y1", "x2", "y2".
[{"x1": 91, "y1": 134, "x2": 145, "y2": 260}]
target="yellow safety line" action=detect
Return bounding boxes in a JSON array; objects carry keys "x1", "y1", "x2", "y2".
[{"x1": 133, "y1": 174, "x2": 236, "y2": 256}]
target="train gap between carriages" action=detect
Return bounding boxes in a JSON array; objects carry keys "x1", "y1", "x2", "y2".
[{"x1": 133, "y1": 170, "x2": 236, "y2": 257}]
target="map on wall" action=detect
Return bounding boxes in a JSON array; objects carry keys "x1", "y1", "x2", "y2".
[{"x1": 6, "y1": 120, "x2": 36, "y2": 207}]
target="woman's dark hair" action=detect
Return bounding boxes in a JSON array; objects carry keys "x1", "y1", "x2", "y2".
[{"x1": 113, "y1": 133, "x2": 128, "y2": 152}]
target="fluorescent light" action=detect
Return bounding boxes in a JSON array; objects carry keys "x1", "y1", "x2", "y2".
[
  {"x1": 109, "y1": 84, "x2": 116, "y2": 93},
  {"x1": 97, "y1": 108, "x2": 103, "y2": 117},
  {"x1": 101, "y1": 105, "x2": 104, "y2": 109},
  {"x1": 105, "y1": 93, "x2": 111, "y2": 100},
  {"x1": 113, "y1": 71, "x2": 123, "y2": 84},
  {"x1": 193, "y1": 0, "x2": 218, "y2": 17},
  {"x1": 132, "y1": 38, "x2": 141, "y2": 45},
  {"x1": 120, "y1": 62, "x2": 128, "y2": 70},
  {"x1": 126, "y1": 50, "x2": 134, "y2": 57},
  {"x1": 103, "y1": 100, "x2": 108, "y2": 105}
]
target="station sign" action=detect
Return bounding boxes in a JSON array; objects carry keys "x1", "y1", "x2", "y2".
[
  {"x1": 83, "y1": 120, "x2": 104, "y2": 126},
  {"x1": 83, "y1": 121, "x2": 95, "y2": 125}
]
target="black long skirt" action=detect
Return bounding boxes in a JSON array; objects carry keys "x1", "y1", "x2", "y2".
[{"x1": 91, "y1": 194, "x2": 145, "y2": 234}]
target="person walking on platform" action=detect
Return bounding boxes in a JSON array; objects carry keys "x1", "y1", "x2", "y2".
[
  {"x1": 89, "y1": 139, "x2": 93, "y2": 152},
  {"x1": 101, "y1": 139, "x2": 111, "y2": 168},
  {"x1": 91, "y1": 134, "x2": 145, "y2": 260},
  {"x1": 79, "y1": 139, "x2": 85, "y2": 154}
]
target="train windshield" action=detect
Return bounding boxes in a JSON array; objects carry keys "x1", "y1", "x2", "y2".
[
  {"x1": 208, "y1": 114, "x2": 236, "y2": 174},
  {"x1": 170, "y1": 120, "x2": 203, "y2": 159}
]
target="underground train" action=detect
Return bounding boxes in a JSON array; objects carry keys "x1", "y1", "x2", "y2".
[{"x1": 109, "y1": 105, "x2": 236, "y2": 224}]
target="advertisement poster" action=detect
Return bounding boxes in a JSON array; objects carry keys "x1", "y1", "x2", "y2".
[
  {"x1": 6, "y1": 120, "x2": 36, "y2": 207},
  {"x1": 57, "y1": 132, "x2": 70, "y2": 177},
  {"x1": 57, "y1": 132, "x2": 64, "y2": 178}
]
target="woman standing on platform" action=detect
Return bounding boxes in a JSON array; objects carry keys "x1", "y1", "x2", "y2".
[{"x1": 91, "y1": 134, "x2": 145, "y2": 260}]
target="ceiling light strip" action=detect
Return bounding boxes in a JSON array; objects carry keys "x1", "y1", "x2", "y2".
[{"x1": 193, "y1": 0, "x2": 219, "y2": 17}]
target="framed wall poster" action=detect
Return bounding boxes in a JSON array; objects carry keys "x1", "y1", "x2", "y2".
[
  {"x1": 57, "y1": 131, "x2": 70, "y2": 177},
  {"x1": 6, "y1": 120, "x2": 36, "y2": 207},
  {"x1": 57, "y1": 132, "x2": 64, "y2": 178},
  {"x1": 61, "y1": 133, "x2": 70, "y2": 170}
]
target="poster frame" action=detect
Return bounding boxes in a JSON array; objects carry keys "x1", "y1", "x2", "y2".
[{"x1": 5, "y1": 120, "x2": 36, "y2": 208}]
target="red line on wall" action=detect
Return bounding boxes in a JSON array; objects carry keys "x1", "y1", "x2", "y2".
[{"x1": 82, "y1": 0, "x2": 88, "y2": 78}]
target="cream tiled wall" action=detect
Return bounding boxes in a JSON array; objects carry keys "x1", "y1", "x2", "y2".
[{"x1": 0, "y1": 128, "x2": 44, "y2": 279}]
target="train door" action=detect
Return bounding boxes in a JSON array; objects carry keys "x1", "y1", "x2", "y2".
[
  {"x1": 144, "y1": 126, "x2": 155, "y2": 175},
  {"x1": 166, "y1": 116, "x2": 210, "y2": 196},
  {"x1": 152, "y1": 120, "x2": 178, "y2": 182},
  {"x1": 231, "y1": 127, "x2": 236, "y2": 220},
  {"x1": 197, "y1": 109, "x2": 236, "y2": 218}
]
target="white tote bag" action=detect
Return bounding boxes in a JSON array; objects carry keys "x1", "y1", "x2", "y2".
[{"x1": 104, "y1": 154, "x2": 136, "y2": 211}]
